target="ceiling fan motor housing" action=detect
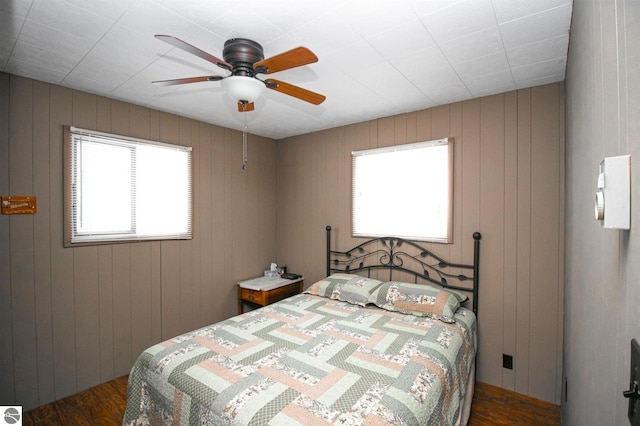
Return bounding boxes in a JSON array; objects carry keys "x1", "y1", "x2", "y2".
[{"x1": 223, "y1": 38, "x2": 265, "y2": 76}]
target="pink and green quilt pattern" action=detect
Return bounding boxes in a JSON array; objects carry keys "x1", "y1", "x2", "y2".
[{"x1": 124, "y1": 294, "x2": 476, "y2": 425}]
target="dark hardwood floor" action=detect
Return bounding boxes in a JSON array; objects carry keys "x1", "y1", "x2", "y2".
[
  {"x1": 23, "y1": 377, "x2": 561, "y2": 425},
  {"x1": 468, "y1": 382, "x2": 561, "y2": 426},
  {"x1": 24, "y1": 376, "x2": 129, "y2": 426}
]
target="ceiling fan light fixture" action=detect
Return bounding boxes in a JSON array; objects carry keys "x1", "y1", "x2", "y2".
[{"x1": 222, "y1": 76, "x2": 264, "y2": 103}]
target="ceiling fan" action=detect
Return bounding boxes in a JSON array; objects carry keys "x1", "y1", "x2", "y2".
[{"x1": 153, "y1": 35, "x2": 326, "y2": 112}]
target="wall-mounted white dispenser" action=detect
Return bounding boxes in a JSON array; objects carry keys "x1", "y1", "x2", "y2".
[{"x1": 595, "y1": 155, "x2": 631, "y2": 229}]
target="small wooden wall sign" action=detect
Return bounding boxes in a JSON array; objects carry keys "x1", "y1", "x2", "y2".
[{"x1": 1, "y1": 196, "x2": 37, "y2": 215}]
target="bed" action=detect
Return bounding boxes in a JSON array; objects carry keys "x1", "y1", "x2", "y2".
[{"x1": 123, "y1": 227, "x2": 481, "y2": 426}]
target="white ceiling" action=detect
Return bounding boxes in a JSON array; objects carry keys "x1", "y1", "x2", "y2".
[{"x1": 0, "y1": 0, "x2": 572, "y2": 140}]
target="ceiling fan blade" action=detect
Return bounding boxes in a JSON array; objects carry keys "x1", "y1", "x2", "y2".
[
  {"x1": 265, "y1": 79, "x2": 326, "y2": 105},
  {"x1": 155, "y1": 34, "x2": 232, "y2": 71},
  {"x1": 152, "y1": 75, "x2": 224, "y2": 86},
  {"x1": 254, "y1": 47, "x2": 318, "y2": 74},
  {"x1": 237, "y1": 102, "x2": 255, "y2": 112}
]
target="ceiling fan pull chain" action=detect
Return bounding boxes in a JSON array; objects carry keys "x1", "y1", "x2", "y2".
[{"x1": 242, "y1": 102, "x2": 248, "y2": 170}]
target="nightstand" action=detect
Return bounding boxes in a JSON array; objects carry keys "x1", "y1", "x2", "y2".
[{"x1": 237, "y1": 276, "x2": 304, "y2": 314}]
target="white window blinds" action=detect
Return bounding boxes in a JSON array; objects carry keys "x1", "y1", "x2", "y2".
[
  {"x1": 64, "y1": 126, "x2": 192, "y2": 246},
  {"x1": 352, "y1": 138, "x2": 453, "y2": 243}
]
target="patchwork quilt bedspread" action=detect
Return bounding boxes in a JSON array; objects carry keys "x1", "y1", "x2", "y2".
[{"x1": 123, "y1": 294, "x2": 477, "y2": 426}]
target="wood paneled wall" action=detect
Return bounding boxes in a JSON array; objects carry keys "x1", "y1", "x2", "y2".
[
  {"x1": 0, "y1": 73, "x2": 277, "y2": 411},
  {"x1": 564, "y1": 1, "x2": 640, "y2": 424},
  {"x1": 275, "y1": 82, "x2": 565, "y2": 404}
]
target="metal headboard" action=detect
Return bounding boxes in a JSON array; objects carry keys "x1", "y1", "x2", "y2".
[{"x1": 326, "y1": 226, "x2": 481, "y2": 315}]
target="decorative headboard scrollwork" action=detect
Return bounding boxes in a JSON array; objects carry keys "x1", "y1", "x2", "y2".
[{"x1": 326, "y1": 226, "x2": 481, "y2": 315}]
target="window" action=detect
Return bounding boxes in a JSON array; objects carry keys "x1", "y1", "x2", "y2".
[
  {"x1": 64, "y1": 126, "x2": 192, "y2": 246},
  {"x1": 352, "y1": 138, "x2": 453, "y2": 243}
]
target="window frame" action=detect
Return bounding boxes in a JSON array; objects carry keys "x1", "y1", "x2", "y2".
[
  {"x1": 64, "y1": 126, "x2": 193, "y2": 247},
  {"x1": 351, "y1": 138, "x2": 453, "y2": 244}
]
